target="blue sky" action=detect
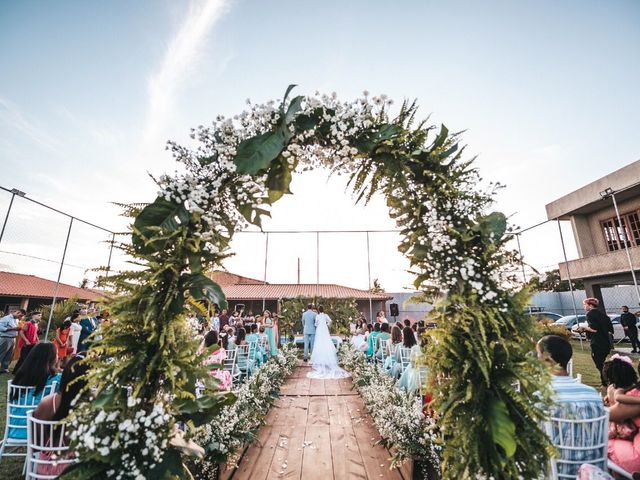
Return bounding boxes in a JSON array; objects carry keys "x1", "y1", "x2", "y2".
[{"x1": 1, "y1": 0, "x2": 639, "y2": 290}]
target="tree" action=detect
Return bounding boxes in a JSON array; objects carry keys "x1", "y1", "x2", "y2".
[
  {"x1": 526, "y1": 268, "x2": 584, "y2": 292},
  {"x1": 370, "y1": 278, "x2": 385, "y2": 293}
]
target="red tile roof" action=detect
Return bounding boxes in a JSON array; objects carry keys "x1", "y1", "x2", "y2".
[
  {"x1": 209, "y1": 271, "x2": 266, "y2": 286},
  {"x1": 222, "y1": 283, "x2": 392, "y2": 301},
  {"x1": 0, "y1": 271, "x2": 103, "y2": 301}
]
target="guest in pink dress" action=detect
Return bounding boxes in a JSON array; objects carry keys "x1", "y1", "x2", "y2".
[
  {"x1": 202, "y1": 330, "x2": 232, "y2": 391},
  {"x1": 604, "y1": 354, "x2": 640, "y2": 473}
]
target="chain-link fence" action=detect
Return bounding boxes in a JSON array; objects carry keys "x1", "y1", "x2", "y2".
[
  {"x1": 9, "y1": 179, "x2": 638, "y2": 331},
  {"x1": 0, "y1": 185, "x2": 129, "y2": 335}
]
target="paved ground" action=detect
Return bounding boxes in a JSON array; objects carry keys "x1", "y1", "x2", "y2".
[{"x1": 230, "y1": 363, "x2": 406, "y2": 480}]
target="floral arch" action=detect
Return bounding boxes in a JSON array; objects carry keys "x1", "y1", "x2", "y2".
[{"x1": 65, "y1": 87, "x2": 551, "y2": 480}]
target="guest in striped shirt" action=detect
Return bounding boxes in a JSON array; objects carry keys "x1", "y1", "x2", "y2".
[{"x1": 537, "y1": 335, "x2": 607, "y2": 477}]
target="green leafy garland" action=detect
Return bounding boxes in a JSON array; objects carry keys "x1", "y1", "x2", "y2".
[{"x1": 65, "y1": 86, "x2": 551, "y2": 479}]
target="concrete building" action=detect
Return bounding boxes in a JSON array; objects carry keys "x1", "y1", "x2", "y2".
[{"x1": 545, "y1": 160, "x2": 640, "y2": 310}]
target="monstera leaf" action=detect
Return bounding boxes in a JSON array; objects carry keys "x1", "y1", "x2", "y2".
[
  {"x1": 174, "y1": 391, "x2": 235, "y2": 427},
  {"x1": 266, "y1": 157, "x2": 293, "y2": 202},
  {"x1": 234, "y1": 130, "x2": 288, "y2": 175},
  {"x1": 488, "y1": 396, "x2": 517, "y2": 458},
  {"x1": 182, "y1": 273, "x2": 227, "y2": 309},
  {"x1": 132, "y1": 197, "x2": 190, "y2": 253},
  {"x1": 473, "y1": 212, "x2": 507, "y2": 243},
  {"x1": 235, "y1": 85, "x2": 305, "y2": 175}
]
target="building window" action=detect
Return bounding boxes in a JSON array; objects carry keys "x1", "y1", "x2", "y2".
[{"x1": 601, "y1": 211, "x2": 640, "y2": 252}]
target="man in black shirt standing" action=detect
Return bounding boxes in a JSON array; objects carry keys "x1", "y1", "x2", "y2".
[
  {"x1": 620, "y1": 305, "x2": 639, "y2": 353},
  {"x1": 575, "y1": 297, "x2": 613, "y2": 386}
]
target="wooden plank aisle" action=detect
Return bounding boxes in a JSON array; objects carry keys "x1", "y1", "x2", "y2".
[{"x1": 232, "y1": 363, "x2": 405, "y2": 480}]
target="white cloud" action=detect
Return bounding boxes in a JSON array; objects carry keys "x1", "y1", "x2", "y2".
[
  {"x1": 139, "y1": 0, "x2": 231, "y2": 160},
  {"x1": 0, "y1": 97, "x2": 63, "y2": 155}
]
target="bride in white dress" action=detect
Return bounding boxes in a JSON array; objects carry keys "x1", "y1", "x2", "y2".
[{"x1": 307, "y1": 306, "x2": 350, "y2": 379}]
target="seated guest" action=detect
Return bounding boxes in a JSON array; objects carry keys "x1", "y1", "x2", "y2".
[
  {"x1": 34, "y1": 354, "x2": 89, "y2": 421},
  {"x1": 366, "y1": 323, "x2": 381, "y2": 358},
  {"x1": 9, "y1": 343, "x2": 61, "y2": 440},
  {"x1": 247, "y1": 323, "x2": 265, "y2": 369},
  {"x1": 202, "y1": 331, "x2": 232, "y2": 391},
  {"x1": 257, "y1": 326, "x2": 269, "y2": 363},
  {"x1": 350, "y1": 328, "x2": 367, "y2": 351},
  {"x1": 374, "y1": 322, "x2": 391, "y2": 362},
  {"x1": 398, "y1": 327, "x2": 425, "y2": 392},
  {"x1": 384, "y1": 325, "x2": 403, "y2": 374},
  {"x1": 226, "y1": 327, "x2": 237, "y2": 349},
  {"x1": 392, "y1": 326, "x2": 417, "y2": 378},
  {"x1": 537, "y1": 335, "x2": 607, "y2": 478},
  {"x1": 219, "y1": 330, "x2": 229, "y2": 350},
  {"x1": 602, "y1": 354, "x2": 640, "y2": 473},
  {"x1": 363, "y1": 323, "x2": 372, "y2": 342},
  {"x1": 230, "y1": 328, "x2": 249, "y2": 372},
  {"x1": 31, "y1": 355, "x2": 89, "y2": 477}
]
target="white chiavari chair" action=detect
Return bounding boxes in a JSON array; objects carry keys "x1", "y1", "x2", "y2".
[
  {"x1": 0, "y1": 380, "x2": 58, "y2": 463},
  {"x1": 25, "y1": 411, "x2": 75, "y2": 479}
]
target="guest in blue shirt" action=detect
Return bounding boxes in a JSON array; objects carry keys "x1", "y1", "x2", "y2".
[
  {"x1": 9, "y1": 342, "x2": 61, "y2": 440},
  {"x1": 537, "y1": 335, "x2": 607, "y2": 477}
]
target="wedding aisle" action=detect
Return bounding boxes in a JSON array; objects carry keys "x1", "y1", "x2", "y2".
[{"x1": 231, "y1": 362, "x2": 405, "y2": 480}]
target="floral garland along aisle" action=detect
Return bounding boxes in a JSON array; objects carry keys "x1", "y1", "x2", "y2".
[
  {"x1": 192, "y1": 344, "x2": 298, "y2": 478},
  {"x1": 64, "y1": 86, "x2": 552, "y2": 480},
  {"x1": 338, "y1": 343, "x2": 441, "y2": 477}
]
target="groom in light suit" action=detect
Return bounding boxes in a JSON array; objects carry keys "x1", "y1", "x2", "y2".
[{"x1": 302, "y1": 304, "x2": 317, "y2": 362}]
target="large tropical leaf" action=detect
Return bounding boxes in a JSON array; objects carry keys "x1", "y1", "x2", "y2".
[
  {"x1": 234, "y1": 130, "x2": 288, "y2": 175},
  {"x1": 182, "y1": 273, "x2": 227, "y2": 309},
  {"x1": 132, "y1": 197, "x2": 190, "y2": 252},
  {"x1": 266, "y1": 157, "x2": 293, "y2": 202},
  {"x1": 488, "y1": 396, "x2": 517, "y2": 459},
  {"x1": 174, "y1": 391, "x2": 236, "y2": 427},
  {"x1": 473, "y1": 212, "x2": 507, "y2": 243}
]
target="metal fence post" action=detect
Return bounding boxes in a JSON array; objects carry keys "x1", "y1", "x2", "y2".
[
  {"x1": 366, "y1": 231, "x2": 373, "y2": 323},
  {"x1": 45, "y1": 217, "x2": 74, "y2": 339},
  {"x1": 316, "y1": 231, "x2": 320, "y2": 293},
  {"x1": 262, "y1": 232, "x2": 269, "y2": 313},
  {"x1": 105, "y1": 232, "x2": 116, "y2": 278},
  {"x1": 515, "y1": 233, "x2": 527, "y2": 283},
  {"x1": 557, "y1": 219, "x2": 583, "y2": 350},
  {"x1": 0, "y1": 191, "x2": 17, "y2": 246}
]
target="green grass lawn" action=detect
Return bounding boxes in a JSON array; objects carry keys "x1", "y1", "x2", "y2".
[
  {"x1": 0, "y1": 373, "x2": 24, "y2": 480},
  {"x1": 569, "y1": 339, "x2": 640, "y2": 389}
]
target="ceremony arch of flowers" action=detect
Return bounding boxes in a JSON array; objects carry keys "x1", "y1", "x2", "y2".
[{"x1": 65, "y1": 86, "x2": 552, "y2": 479}]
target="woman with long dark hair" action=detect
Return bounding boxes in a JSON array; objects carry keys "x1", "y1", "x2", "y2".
[
  {"x1": 33, "y1": 354, "x2": 89, "y2": 421},
  {"x1": 31, "y1": 355, "x2": 89, "y2": 476},
  {"x1": 9, "y1": 343, "x2": 61, "y2": 439}
]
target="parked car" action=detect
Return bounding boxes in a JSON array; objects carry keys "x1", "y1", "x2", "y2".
[
  {"x1": 526, "y1": 311, "x2": 563, "y2": 322},
  {"x1": 554, "y1": 315, "x2": 587, "y2": 331},
  {"x1": 571, "y1": 314, "x2": 627, "y2": 342}
]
